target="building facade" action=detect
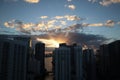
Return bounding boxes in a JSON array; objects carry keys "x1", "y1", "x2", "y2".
[
  {"x1": 83, "y1": 49, "x2": 96, "y2": 80},
  {"x1": 35, "y1": 42, "x2": 46, "y2": 76},
  {"x1": 0, "y1": 36, "x2": 30, "y2": 80},
  {"x1": 53, "y1": 43, "x2": 84, "y2": 80},
  {"x1": 53, "y1": 45, "x2": 71, "y2": 80},
  {"x1": 98, "y1": 40, "x2": 120, "y2": 80}
]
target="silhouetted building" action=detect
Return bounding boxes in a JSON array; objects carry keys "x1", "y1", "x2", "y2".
[
  {"x1": 0, "y1": 36, "x2": 30, "y2": 80},
  {"x1": 108, "y1": 40, "x2": 120, "y2": 78},
  {"x1": 98, "y1": 40, "x2": 120, "y2": 80},
  {"x1": 35, "y1": 42, "x2": 46, "y2": 76},
  {"x1": 53, "y1": 45, "x2": 71, "y2": 80},
  {"x1": 99, "y1": 44, "x2": 110, "y2": 79},
  {"x1": 28, "y1": 54, "x2": 42, "y2": 80},
  {"x1": 83, "y1": 49, "x2": 96, "y2": 80},
  {"x1": 69, "y1": 44, "x2": 83, "y2": 80},
  {"x1": 53, "y1": 43, "x2": 84, "y2": 80}
]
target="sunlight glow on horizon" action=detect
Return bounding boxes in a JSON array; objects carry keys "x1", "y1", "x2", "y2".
[{"x1": 36, "y1": 38, "x2": 66, "y2": 48}]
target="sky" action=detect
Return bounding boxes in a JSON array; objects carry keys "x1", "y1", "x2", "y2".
[{"x1": 0, "y1": 0, "x2": 120, "y2": 47}]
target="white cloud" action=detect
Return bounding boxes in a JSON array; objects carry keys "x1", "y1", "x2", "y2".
[
  {"x1": 4, "y1": 20, "x2": 34, "y2": 34},
  {"x1": 22, "y1": 23, "x2": 34, "y2": 29},
  {"x1": 24, "y1": 0, "x2": 40, "y2": 3},
  {"x1": 88, "y1": 23, "x2": 104, "y2": 27},
  {"x1": 4, "y1": 16, "x2": 117, "y2": 35},
  {"x1": 40, "y1": 16, "x2": 48, "y2": 19},
  {"x1": 99, "y1": 0, "x2": 120, "y2": 6},
  {"x1": 54, "y1": 16, "x2": 64, "y2": 19},
  {"x1": 104, "y1": 20, "x2": 115, "y2": 27},
  {"x1": 68, "y1": 4, "x2": 76, "y2": 10},
  {"x1": 60, "y1": 21, "x2": 66, "y2": 25},
  {"x1": 64, "y1": 15, "x2": 80, "y2": 21},
  {"x1": 117, "y1": 21, "x2": 120, "y2": 24},
  {"x1": 88, "y1": 0, "x2": 97, "y2": 3},
  {"x1": 85, "y1": 20, "x2": 115, "y2": 27},
  {"x1": 88, "y1": 0, "x2": 120, "y2": 6},
  {"x1": 54, "y1": 15, "x2": 81, "y2": 21},
  {"x1": 67, "y1": 0, "x2": 72, "y2": 2},
  {"x1": 47, "y1": 20, "x2": 56, "y2": 25},
  {"x1": 4, "y1": 20, "x2": 17, "y2": 28}
]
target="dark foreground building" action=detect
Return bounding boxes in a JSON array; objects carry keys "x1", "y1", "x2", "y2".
[
  {"x1": 53, "y1": 43, "x2": 83, "y2": 80},
  {"x1": 0, "y1": 36, "x2": 30, "y2": 80},
  {"x1": 35, "y1": 42, "x2": 46, "y2": 76},
  {"x1": 83, "y1": 49, "x2": 96, "y2": 80},
  {"x1": 98, "y1": 40, "x2": 120, "y2": 80}
]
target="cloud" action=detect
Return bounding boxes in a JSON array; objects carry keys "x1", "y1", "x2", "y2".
[
  {"x1": 88, "y1": 0, "x2": 120, "y2": 6},
  {"x1": 88, "y1": 0, "x2": 97, "y2": 3},
  {"x1": 60, "y1": 20, "x2": 66, "y2": 25},
  {"x1": 66, "y1": 32, "x2": 107, "y2": 48},
  {"x1": 64, "y1": 15, "x2": 80, "y2": 21},
  {"x1": 32, "y1": 32, "x2": 107, "y2": 49},
  {"x1": 22, "y1": 23, "x2": 34, "y2": 29},
  {"x1": 117, "y1": 21, "x2": 120, "y2": 24},
  {"x1": 47, "y1": 20, "x2": 56, "y2": 25},
  {"x1": 4, "y1": 20, "x2": 34, "y2": 29},
  {"x1": 67, "y1": 0, "x2": 72, "y2": 2},
  {"x1": 82, "y1": 20, "x2": 115, "y2": 27},
  {"x1": 64, "y1": 24, "x2": 83, "y2": 32},
  {"x1": 40, "y1": 16, "x2": 48, "y2": 19},
  {"x1": 32, "y1": 20, "x2": 57, "y2": 32},
  {"x1": 3, "y1": 18, "x2": 117, "y2": 35},
  {"x1": 67, "y1": 4, "x2": 76, "y2": 10},
  {"x1": 54, "y1": 15, "x2": 81, "y2": 21},
  {"x1": 4, "y1": 20, "x2": 15, "y2": 28},
  {"x1": 54, "y1": 16, "x2": 64, "y2": 19},
  {"x1": 24, "y1": 0, "x2": 40, "y2": 3},
  {"x1": 88, "y1": 23, "x2": 104, "y2": 27},
  {"x1": 4, "y1": 20, "x2": 34, "y2": 34},
  {"x1": 61, "y1": 20, "x2": 116, "y2": 32},
  {"x1": 104, "y1": 20, "x2": 115, "y2": 27},
  {"x1": 99, "y1": 0, "x2": 120, "y2": 6}
]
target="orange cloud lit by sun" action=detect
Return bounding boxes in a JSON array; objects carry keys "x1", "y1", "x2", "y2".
[{"x1": 36, "y1": 38, "x2": 66, "y2": 47}]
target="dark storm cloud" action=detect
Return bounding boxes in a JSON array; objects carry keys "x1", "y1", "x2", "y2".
[
  {"x1": 32, "y1": 32, "x2": 107, "y2": 48},
  {"x1": 66, "y1": 32, "x2": 107, "y2": 48}
]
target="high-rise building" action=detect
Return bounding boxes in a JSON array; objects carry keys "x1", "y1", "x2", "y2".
[
  {"x1": 99, "y1": 44, "x2": 109, "y2": 78},
  {"x1": 83, "y1": 49, "x2": 96, "y2": 80},
  {"x1": 0, "y1": 36, "x2": 30, "y2": 80},
  {"x1": 53, "y1": 45, "x2": 71, "y2": 80},
  {"x1": 98, "y1": 40, "x2": 120, "y2": 79},
  {"x1": 69, "y1": 44, "x2": 83, "y2": 80},
  {"x1": 28, "y1": 54, "x2": 42, "y2": 80},
  {"x1": 108, "y1": 40, "x2": 120, "y2": 77},
  {"x1": 35, "y1": 42, "x2": 45, "y2": 76},
  {"x1": 53, "y1": 43, "x2": 84, "y2": 80}
]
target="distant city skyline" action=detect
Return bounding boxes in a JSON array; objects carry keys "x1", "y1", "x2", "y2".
[{"x1": 0, "y1": 0, "x2": 120, "y2": 47}]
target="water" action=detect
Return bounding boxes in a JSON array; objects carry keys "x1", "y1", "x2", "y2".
[{"x1": 45, "y1": 57, "x2": 53, "y2": 80}]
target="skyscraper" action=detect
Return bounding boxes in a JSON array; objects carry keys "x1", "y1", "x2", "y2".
[
  {"x1": 83, "y1": 49, "x2": 96, "y2": 80},
  {"x1": 69, "y1": 44, "x2": 83, "y2": 80},
  {"x1": 53, "y1": 43, "x2": 84, "y2": 80},
  {"x1": 0, "y1": 36, "x2": 30, "y2": 80},
  {"x1": 53, "y1": 45, "x2": 71, "y2": 80},
  {"x1": 35, "y1": 42, "x2": 45, "y2": 76},
  {"x1": 98, "y1": 40, "x2": 120, "y2": 79}
]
